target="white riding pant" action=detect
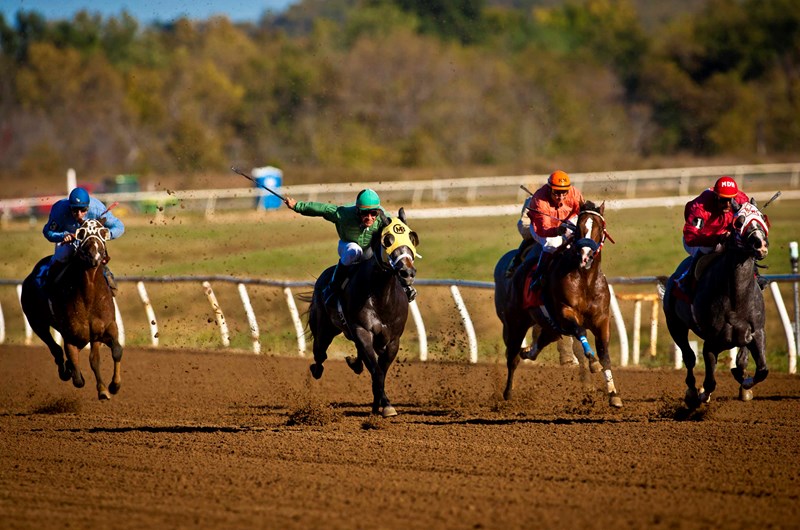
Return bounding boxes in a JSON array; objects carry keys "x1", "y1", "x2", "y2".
[
  {"x1": 683, "y1": 240, "x2": 713, "y2": 257},
  {"x1": 338, "y1": 241, "x2": 364, "y2": 266}
]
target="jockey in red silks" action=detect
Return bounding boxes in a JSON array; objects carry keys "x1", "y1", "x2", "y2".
[
  {"x1": 523, "y1": 170, "x2": 585, "y2": 288},
  {"x1": 676, "y1": 175, "x2": 766, "y2": 291}
]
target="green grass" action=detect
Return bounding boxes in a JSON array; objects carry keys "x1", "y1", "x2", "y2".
[{"x1": 2, "y1": 200, "x2": 799, "y2": 371}]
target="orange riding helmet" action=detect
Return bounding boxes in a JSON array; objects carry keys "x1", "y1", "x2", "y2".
[{"x1": 548, "y1": 170, "x2": 571, "y2": 191}]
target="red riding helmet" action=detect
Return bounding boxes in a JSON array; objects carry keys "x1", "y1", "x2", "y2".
[{"x1": 713, "y1": 176, "x2": 738, "y2": 198}]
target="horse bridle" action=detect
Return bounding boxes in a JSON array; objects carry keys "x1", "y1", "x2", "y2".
[{"x1": 572, "y1": 210, "x2": 614, "y2": 259}]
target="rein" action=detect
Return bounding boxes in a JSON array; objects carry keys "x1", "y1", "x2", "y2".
[{"x1": 572, "y1": 210, "x2": 614, "y2": 258}]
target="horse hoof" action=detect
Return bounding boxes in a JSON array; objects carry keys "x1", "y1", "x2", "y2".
[
  {"x1": 57, "y1": 365, "x2": 71, "y2": 382},
  {"x1": 699, "y1": 392, "x2": 712, "y2": 404},
  {"x1": 518, "y1": 347, "x2": 535, "y2": 361},
  {"x1": 98, "y1": 390, "x2": 112, "y2": 401},
  {"x1": 739, "y1": 387, "x2": 753, "y2": 402},
  {"x1": 309, "y1": 363, "x2": 324, "y2": 380},
  {"x1": 684, "y1": 389, "x2": 700, "y2": 409},
  {"x1": 108, "y1": 382, "x2": 121, "y2": 395},
  {"x1": 72, "y1": 373, "x2": 85, "y2": 388},
  {"x1": 345, "y1": 356, "x2": 363, "y2": 375},
  {"x1": 379, "y1": 405, "x2": 397, "y2": 418},
  {"x1": 589, "y1": 361, "x2": 602, "y2": 374},
  {"x1": 609, "y1": 394, "x2": 623, "y2": 408}
]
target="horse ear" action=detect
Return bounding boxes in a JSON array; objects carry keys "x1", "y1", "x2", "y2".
[
  {"x1": 409, "y1": 231, "x2": 419, "y2": 247},
  {"x1": 750, "y1": 197, "x2": 758, "y2": 207},
  {"x1": 99, "y1": 217, "x2": 107, "y2": 225},
  {"x1": 599, "y1": 201, "x2": 605, "y2": 215},
  {"x1": 398, "y1": 207, "x2": 407, "y2": 224}
]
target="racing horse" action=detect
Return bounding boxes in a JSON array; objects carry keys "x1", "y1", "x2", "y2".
[
  {"x1": 307, "y1": 208, "x2": 419, "y2": 417},
  {"x1": 663, "y1": 199, "x2": 770, "y2": 408},
  {"x1": 494, "y1": 201, "x2": 623, "y2": 407},
  {"x1": 21, "y1": 218, "x2": 123, "y2": 400}
]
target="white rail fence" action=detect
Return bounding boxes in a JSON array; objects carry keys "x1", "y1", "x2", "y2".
[
  {"x1": 2, "y1": 163, "x2": 799, "y2": 222},
  {"x1": 1, "y1": 274, "x2": 798, "y2": 374}
]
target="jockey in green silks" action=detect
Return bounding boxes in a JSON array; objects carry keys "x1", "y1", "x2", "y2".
[{"x1": 284, "y1": 189, "x2": 417, "y2": 320}]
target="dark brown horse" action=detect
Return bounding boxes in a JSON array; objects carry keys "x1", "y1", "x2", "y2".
[
  {"x1": 21, "y1": 219, "x2": 123, "y2": 400},
  {"x1": 307, "y1": 208, "x2": 419, "y2": 417},
  {"x1": 663, "y1": 199, "x2": 769, "y2": 408},
  {"x1": 494, "y1": 201, "x2": 623, "y2": 407}
]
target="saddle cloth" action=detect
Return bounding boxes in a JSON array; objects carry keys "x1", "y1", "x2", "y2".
[{"x1": 522, "y1": 268, "x2": 543, "y2": 309}]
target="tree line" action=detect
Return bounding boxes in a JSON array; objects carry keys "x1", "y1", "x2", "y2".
[{"x1": 0, "y1": 0, "x2": 798, "y2": 184}]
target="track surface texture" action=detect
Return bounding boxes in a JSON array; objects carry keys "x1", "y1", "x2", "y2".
[{"x1": 1, "y1": 345, "x2": 799, "y2": 529}]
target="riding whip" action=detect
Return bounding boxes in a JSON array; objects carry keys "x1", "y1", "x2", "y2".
[
  {"x1": 99, "y1": 201, "x2": 119, "y2": 218},
  {"x1": 763, "y1": 190, "x2": 781, "y2": 209},
  {"x1": 519, "y1": 184, "x2": 535, "y2": 196},
  {"x1": 231, "y1": 166, "x2": 287, "y2": 202}
]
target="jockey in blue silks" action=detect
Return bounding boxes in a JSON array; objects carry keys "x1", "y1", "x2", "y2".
[{"x1": 38, "y1": 187, "x2": 125, "y2": 294}]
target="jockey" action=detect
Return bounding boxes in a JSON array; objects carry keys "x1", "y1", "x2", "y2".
[
  {"x1": 503, "y1": 186, "x2": 537, "y2": 278},
  {"x1": 676, "y1": 176, "x2": 767, "y2": 291},
  {"x1": 39, "y1": 187, "x2": 124, "y2": 293},
  {"x1": 285, "y1": 189, "x2": 417, "y2": 318},
  {"x1": 523, "y1": 170, "x2": 585, "y2": 288}
]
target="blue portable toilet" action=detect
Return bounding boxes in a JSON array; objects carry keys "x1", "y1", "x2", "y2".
[{"x1": 252, "y1": 166, "x2": 283, "y2": 210}]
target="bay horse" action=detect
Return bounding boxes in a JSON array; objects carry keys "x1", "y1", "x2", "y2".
[
  {"x1": 21, "y1": 218, "x2": 123, "y2": 400},
  {"x1": 494, "y1": 201, "x2": 623, "y2": 407},
  {"x1": 307, "y1": 208, "x2": 419, "y2": 417},
  {"x1": 663, "y1": 199, "x2": 769, "y2": 408}
]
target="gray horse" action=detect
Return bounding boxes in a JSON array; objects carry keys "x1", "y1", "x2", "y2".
[{"x1": 663, "y1": 199, "x2": 770, "y2": 408}]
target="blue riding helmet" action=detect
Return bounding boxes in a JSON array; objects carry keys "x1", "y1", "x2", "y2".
[
  {"x1": 69, "y1": 187, "x2": 90, "y2": 209},
  {"x1": 356, "y1": 189, "x2": 380, "y2": 210}
]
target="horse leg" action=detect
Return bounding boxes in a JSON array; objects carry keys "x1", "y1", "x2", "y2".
[
  {"x1": 375, "y1": 338, "x2": 400, "y2": 417},
  {"x1": 63, "y1": 343, "x2": 85, "y2": 388},
  {"x1": 699, "y1": 346, "x2": 718, "y2": 404},
  {"x1": 31, "y1": 323, "x2": 71, "y2": 381},
  {"x1": 557, "y1": 311, "x2": 602, "y2": 374},
  {"x1": 352, "y1": 328, "x2": 391, "y2": 416},
  {"x1": 309, "y1": 311, "x2": 339, "y2": 380},
  {"x1": 737, "y1": 330, "x2": 769, "y2": 401},
  {"x1": 107, "y1": 335, "x2": 123, "y2": 395},
  {"x1": 89, "y1": 341, "x2": 111, "y2": 400},
  {"x1": 591, "y1": 319, "x2": 622, "y2": 408},
  {"x1": 502, "y1": 321, "x2": 528, "y2": 401},
  {"x1": 665, "y1": 311, "x2": 699, "y2": 408}
]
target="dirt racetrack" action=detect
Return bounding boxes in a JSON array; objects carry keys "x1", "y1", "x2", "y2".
[{"x1": 1, "y1": 344, "x2": 799, "y2": 530}]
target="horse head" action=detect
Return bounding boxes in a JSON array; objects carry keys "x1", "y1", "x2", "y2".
[
  {"x1": 74, "y1": 218, "x2": 110, "y2": 268},
  {"x1": 732, "y1": 199, "x2": 769, "y2": 260},
  {"x1": 571, "y1": 201, "x2": 610, "y2": 270},
  {"x1": 377, "y1": 207, "x2": 419, "y2": 289}
]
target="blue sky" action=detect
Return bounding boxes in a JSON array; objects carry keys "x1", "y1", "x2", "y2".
[{"x1": 1, "y1": 0, "x2": 299, "y2": 24}]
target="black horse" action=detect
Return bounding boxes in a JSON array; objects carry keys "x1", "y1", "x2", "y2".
[
  {"x1": 494, "y1": 201, "x2": 623, "y2": 407},
  {"x1": 663, "y1": 199, "x2": 770, "y2": 407},
  {"x1": 308, "y1": 208, "x2": 419, "y2": 417},
  {"x1": 20, "y1": 219, "x2": 123, "y2": 400}
]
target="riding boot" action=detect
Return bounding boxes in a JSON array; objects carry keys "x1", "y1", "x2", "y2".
[
  {"x1": 103, "y1": 265, "x2": 118, "y2": 296},
  {"x1": 505, "y1": 239, "x2": 534, "y2": 278},
  {"x1": 529, "y1": 252, "x2": 552, "y2": 291},
  {"x1": 322, "y1": 262, "x2": 350, "y2": 325},
  {"x1": 44, "y1": 260, "x2": 64, "y2": 294},
  {"x1": 675, "y1": 254, "x2": 699, "y2": 294}
]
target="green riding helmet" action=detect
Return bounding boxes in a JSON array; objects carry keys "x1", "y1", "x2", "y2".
[{"x1": 356, "y1": 189, "x2": 380, "y2": 210}]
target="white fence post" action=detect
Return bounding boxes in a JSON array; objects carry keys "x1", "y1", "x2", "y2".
[
  {"x1": 769, "y1": 282, "x2": 797, "y2": 374},
  {"x1": 632, "y1": 299, "x2": 642, "y2": 366},
  {"x1": 237, "y1": 283, "x2": 260, "y2": 354},
  {"x1": 16, "y1": 284, "x2": 32, "y2": 345},
  {"x1": 202, "y1": 281, "x2": 230, "y2": 347},
  {"x1": 409, "y1": 300, "x2": 428, "y2": 361},
  {"x1": 0, "y1": 300, "x2": 5, "y2": 344},
  {"x1": 607, "y1": 285, "x2": 629, "y2": 367},
  {"x1": 283, "y1": 287, "x2": 306, "y2": 356},
  {"x1": 113, "y1": 297, "x2": 125, "y2": 347},
  {"x1": 450, "y1": 285, "x2": 477, "y2": 364},
  {"x1": 136, "y1": 281, "x2": 159, "y2": 346}
]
